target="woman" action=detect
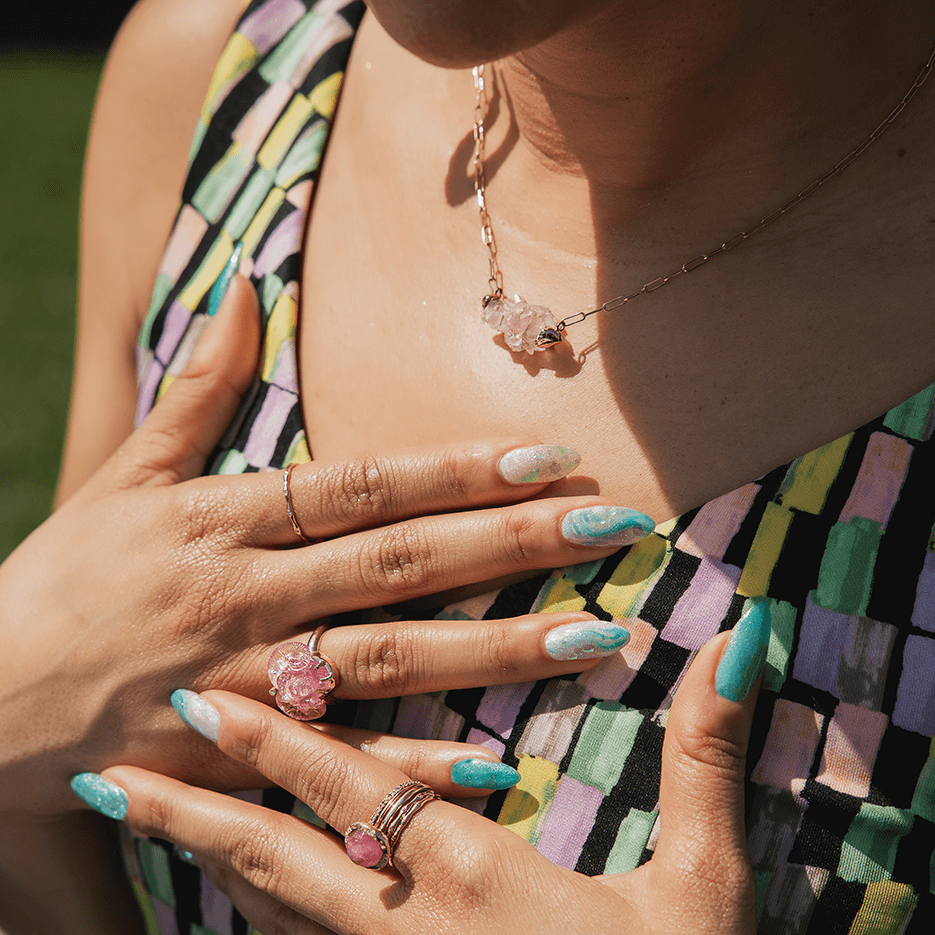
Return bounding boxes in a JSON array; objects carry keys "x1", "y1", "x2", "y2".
[{"x1": 5, "y1": 0, "x2": 935, "y2": 931}]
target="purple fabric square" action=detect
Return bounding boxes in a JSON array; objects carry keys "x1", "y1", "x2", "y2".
[
  {"x1": 911, "y1": 550, "x2": 935, "y2": 633},
  {"x1": 661, "y1": 556, "x2": 741, "y2": 650},
  {"x1": 892, "y1": 635, "x2": 935, "y2": 735},
  {"x1": 239, "y1": 0, "x2": 306, "y2": 53},
  {"x1": 792, "y1": 596, "x2": 848, "y2": 694},
  {"x1": 535, "y1": 776, "x2": 605, "y2": 868}
]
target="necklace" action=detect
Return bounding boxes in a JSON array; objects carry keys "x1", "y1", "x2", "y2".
[{"x1": 473, "y1": 48, "x2": 935, "y2": 355}]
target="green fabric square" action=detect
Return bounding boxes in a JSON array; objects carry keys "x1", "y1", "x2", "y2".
[
  {"x1": 138, "y1": 839, "x2": 175, "y2": 908},
  {"x1": 837, "y1": 804, "x2": 914, "y2": 884},
  {"x1": 813, "y1": 517, "x2": 882, "y2": 616},
  {"x1": 763, "y1": 598, "x2": 795, "y2": 692},
  {"x1": 883, "y1": 381, "x2": 935, "y2": 441},
  {"x1": 603, "y1": 807, "x2": 656, "y2": 873},
  {"x1": 192, "y1": 143, "x2": 255, "y2": 223},
  {"x1": 565, "y1": 702, "x2": 641, "y2": 795},
  {"x1": 258, "y1": 12, "x2": 323, "y2": 84},
  {"x1": 910, "y1": 757, "x2": 935, "y2": 823},
  {"x1": 226, "y1": 166, "x2": 277, "y2": 239}
]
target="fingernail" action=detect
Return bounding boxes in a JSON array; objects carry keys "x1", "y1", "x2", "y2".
[
  {"x1": 561, "y1": 506, "x2": 655, "y2": 547},
  {"x1": 207, "y1": 241, "x2": 244, "y2": 317},
  {"x1": 171, "y1": 689, "x2": 220, "y2": 742},
  {"x1": 497, "y1": 445, "x2": 581, "y2": 485},
  {"x1": 715, "y1": 601, "x2": 771, "y2": 702},
  {"x1": 70, "y1": 772, "x2": 128, "y2": 820},
  {"x1": 451, "y1": 758, "x2": 520, "y2": 790},
  {"x1": 544, "y1": 619, "x2": 629, "y2": 660}
]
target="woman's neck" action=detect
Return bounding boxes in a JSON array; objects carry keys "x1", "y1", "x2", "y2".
[{"x1": 488, "y1": 0, "x2": 934, "y2": 241}]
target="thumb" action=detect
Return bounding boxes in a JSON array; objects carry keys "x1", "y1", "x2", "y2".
[
  {"x1": 652, "y1": 601, "x2": 770, "y2": 927},
  {"x1": 92, "y1": 261, "x2": 260, "y2": 494}
]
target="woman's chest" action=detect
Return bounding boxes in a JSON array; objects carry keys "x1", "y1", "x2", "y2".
[{"x1": 296, "y1": 26, "x2": 935, "y2": 521}]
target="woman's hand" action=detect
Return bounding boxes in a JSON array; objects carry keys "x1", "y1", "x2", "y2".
[
  {"x1": 0, "y1": 274, "x2": 656, "y2": 820},
  {"x1": 96, "y1": 605, "x2": 769, "y2": 935}
]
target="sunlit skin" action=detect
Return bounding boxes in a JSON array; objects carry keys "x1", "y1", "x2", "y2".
[{"x1": 1, "y1": 0, "x2": 934, "y2": 932}]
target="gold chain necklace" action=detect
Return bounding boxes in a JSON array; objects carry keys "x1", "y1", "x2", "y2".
[{"x1": 473, "y1": 47, "x2": 935, "y2": 355}]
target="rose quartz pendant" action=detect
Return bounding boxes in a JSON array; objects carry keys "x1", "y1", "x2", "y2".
[
  {"x1": 481, "y1": 294, "x2": 561, "y2": 354},
  {"x1": 267, "y1": 641, "x2": 335, "y2": 721}
]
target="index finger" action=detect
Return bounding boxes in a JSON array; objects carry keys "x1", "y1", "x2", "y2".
[{"x1": 216, "y1": 441, "x2": 582, "y2": 546}]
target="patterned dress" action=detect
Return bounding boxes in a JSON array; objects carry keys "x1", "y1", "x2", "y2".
[{"x1": 127, "y1": 1, "x2": 935, "y2": 932}]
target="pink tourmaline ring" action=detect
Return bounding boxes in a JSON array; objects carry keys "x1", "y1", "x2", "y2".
[
  {"x1": 344, "y1": 780, "x2": 440, "y2": 871},
  {"x1": 267, "y1": 625, "x2": 337, "y2": 720}
]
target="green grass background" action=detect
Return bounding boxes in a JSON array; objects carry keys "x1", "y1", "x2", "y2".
[{"x1": 0, "y1": 52, "x2": 105, "y2": 561}]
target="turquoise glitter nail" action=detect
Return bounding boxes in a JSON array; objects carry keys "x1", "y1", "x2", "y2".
[
  {"x1": 207, "y1": 241, "x2": 244, "y2": 317},
  {"x1": 544, "y1": 619, "x2": 630, "y2": 660},
  {"x1": 70, "y1": 772, "x2": 128, "y2": 820},
  {"x1": 171, "y1": 689, "x2": 221, "y2": 742},
  {"x1": 451, "y1": 758, "x2": 520, "y2": 790},
  {"x1": 715, "y1": 601, "x2": 772, "y2": 702},
  {"x1": 561, "y1": 506, "x2": 656, "y2": 547}
]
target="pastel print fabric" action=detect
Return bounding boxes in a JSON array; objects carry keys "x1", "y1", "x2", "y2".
[{"x1": 131, "y1": 1, "x2": 935, "y2": 932}]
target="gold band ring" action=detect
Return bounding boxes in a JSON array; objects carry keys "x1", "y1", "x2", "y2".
[{"x1": 283, "y1": 463, "x2": 311, "y2": 544}]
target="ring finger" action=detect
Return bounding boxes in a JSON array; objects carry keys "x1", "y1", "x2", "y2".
[{"x1": 252, "y1": 611, "x2": 629, "y2": 701}]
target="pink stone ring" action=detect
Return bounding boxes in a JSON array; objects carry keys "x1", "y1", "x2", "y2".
[
  {"x1": 344, "y1": 780, "x2": 440, "y2": 871},
  {"x1": 267, "y1": 625, "x2": 338, "y2": 721}
]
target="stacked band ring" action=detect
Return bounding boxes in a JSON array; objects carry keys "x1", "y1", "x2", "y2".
[
  {"x1": 345, "y1": 780, "x2": 440, "y2": 870},
  {"x1": 267, "y1": 626, "x2": 338, "y2": 720}
]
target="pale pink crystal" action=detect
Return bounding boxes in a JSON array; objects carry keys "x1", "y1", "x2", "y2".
[
  {"x1": 481, "y1": 295, "x2": 558, "y2": 355},
  {"x1": 267, "y1": 642, "x2": 334, "y2": 720},
  {"x1": 345, "y1": 826, "x2": 388, "y2": 868}
]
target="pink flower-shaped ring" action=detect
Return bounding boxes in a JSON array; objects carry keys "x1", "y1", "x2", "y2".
[{"x1": 267, "y1": 627, "x2": 337, "y2": 720}]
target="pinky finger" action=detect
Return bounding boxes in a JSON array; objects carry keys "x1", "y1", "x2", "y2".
[{"x1": 197, "y1": 858, "x2": 335, "y2": 935}]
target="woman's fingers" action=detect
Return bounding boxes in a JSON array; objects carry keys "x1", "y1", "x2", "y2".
[
  {"x1": 95, "y1": 765, "x2": 390, "y2": 930},
  {"x1": 262, "y1": 499, "x2": 655, "y2": 621},
  {"x1": 269, "y1": 722, "x2": 519, "y2": 797},
  {"x1": 238, "y1": 441, "x2": 584, "y2": 546},
  {"x1": 85, "y1": 272, "x2": 260, "y2": 496},
  {"x1": 287, "y1": 613, "x2": 629, "y2": 699},
  {"x1": 167, "y1": 691, "x2": 445, "y2": 869},
  {"x1": 606, "y1": 602, "x2": 768, "y2": 933}
]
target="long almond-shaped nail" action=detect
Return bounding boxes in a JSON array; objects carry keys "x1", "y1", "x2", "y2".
[
  {"x1": 207, "y1": 241, "x2": 244, "y2": 317},
  {"x1": 171, "y1": 689, "x2": 220, "y2": 741},
  {"x1": 70, "y1": 772, "x2": 128, "y2": 820},
  {"x1": 451, "y1": 758, "x2": 520, "y2": 790},
  {"x1": 497, "y1": 445, "x2": 580, "y2": 485},
  {"x1": 544, "y1": 619, "x2": 630, "y2": 660},
  {"x1": 561, "y1": 506, "x2": 655, "y2": 547},
  {"x1": 715, "y1": 601, "x2": 771, "y2": 702}
]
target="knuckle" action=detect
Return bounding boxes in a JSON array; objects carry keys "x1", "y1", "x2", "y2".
[
  {"x1": 475, "y1": 624, "x2": 517, "y2": 680},
  {"x1": 431, "y1": 448, "x2": 470, "y2": 505},
  {"x1": 348, "y1": 627, "x2": 412, "y2": 696},
  {"x1": 222, "y1": 707, "x2": 278, "y2": 772},
  {"x1": 143, "y1": 789, "x2": 180, "y2": 841},
  {"x1": 265, "y1": 738, "x2": 353, "y2": 811},
  {"x1": 325, "y1": 455, "x2": 396, "y2": 525},
  {"x1": 671, "y1": 725, "x2": 748, "y2": 782},
  {"x1": 496, "y1": 509, "x2": 538, "y2": 570},
  {"x1": 225, "y1": 821, "x2": 283, "y2": 893},
  {"x1": 421, "y1": 831, "x2": 527, "y2": 907},
  {"x1": 358, "y1": 523, "x2": 435, "y2": 598}
]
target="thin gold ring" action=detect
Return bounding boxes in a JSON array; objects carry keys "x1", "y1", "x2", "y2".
[{"x1": 283, "y1": 463, "x2": 311, "y2": 544}]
